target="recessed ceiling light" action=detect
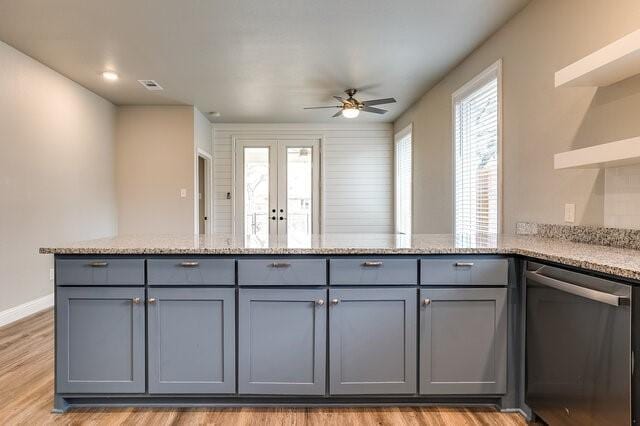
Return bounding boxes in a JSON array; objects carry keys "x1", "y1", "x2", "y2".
[
  {"x1": 208, "y1": 111, "x2": 221, "y2": 117},
  {"x1": 101, "y1": 71, "x2": 119, "y2": 81}
]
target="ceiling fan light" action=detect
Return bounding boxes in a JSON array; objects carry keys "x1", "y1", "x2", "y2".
[{"x1": 342, "y1": 107, "x2": 360, "y2": 118}]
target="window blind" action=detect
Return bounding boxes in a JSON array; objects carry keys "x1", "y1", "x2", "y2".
[
  {"x1": 454, "y1": 71, "x2": 499, "y2": 235},
  {"x1": 395, "y1": 128, "x2": 412, "y2": 234}
]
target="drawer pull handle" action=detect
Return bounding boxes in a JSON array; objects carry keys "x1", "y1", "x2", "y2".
[
  {"x1": 132, "y1": 297, "x2": 141, "y2": 304},
  {"x1": 180, "y1": 261, "x2": 199, "y2": 267},
  {"x1": 423, "y1": 298, "x2": 431, "y2": 306},
  {"x1": 89, "y1": 261, "x2": 108, "y2": 267},
  {"x1": 362, "y1": 261, "x2": 383, "y2": 267},
  {"x1": 331, "y1": 299, "x2": 340, "y2": 305},
  {"x1": 148, "y1": 298, "x2": 157, "y2": 304},
  {"x1": 271, "y1": 262, "x2": 291, "y2": 268},
  {"x1": 455, "y1": 262, "x2": 474, "y2": 267},
  {"x1": 316, "y1": 299, "x2": 325, "y2": 306}
]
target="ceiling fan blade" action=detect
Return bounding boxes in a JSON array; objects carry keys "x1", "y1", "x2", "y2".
[
  {"x1": 362, "y1": 106, "x2": 387, "y2": 114},
  {"x1": 332, "y1": 110, "x2": 343, "y2": 118},
  {"x1": 304, "y1": 106, "x2": 341, "y2": 109},
  {"x1": 333, "y1": 96, "x2": 345, "y2": 103},
  {"x1": 362, "y1": 97, "x2": 396, "y2": 106}
]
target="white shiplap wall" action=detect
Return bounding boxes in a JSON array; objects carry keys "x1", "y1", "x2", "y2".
[{"x1": 212, "y1": 123, "x2": 393, "y2": 234}]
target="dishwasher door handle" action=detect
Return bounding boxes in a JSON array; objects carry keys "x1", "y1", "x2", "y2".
[{"x1": 526, "y1": 270, "x2": 630, "y2": 307}]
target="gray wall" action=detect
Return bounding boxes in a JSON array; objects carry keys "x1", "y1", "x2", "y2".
[
  {"x1": 395, "y1": 0, "x2": 640, "y2": 233},
  {"x1": 115, "y1": 106, "x2": 196, "y2": 234},
  {"x1": 0, "y1": 41, "x2": 117, "y2": 312}
]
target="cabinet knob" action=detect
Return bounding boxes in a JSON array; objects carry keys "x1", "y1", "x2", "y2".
[
  {"x1": 331, "y1": 299, "x2": 340, "y2": 305},
  {"x1": 132, "y1": 297, "x2": 141, "y2": 304},
  {"x1": 316, "y1": 299, "x2": 325, "y2": 306},
  {"x1": 148, "y1": 298, "x2": 157, "y2": 304},
  {"x1": 423, "y1": 298, "x2": 431, "y2": 306}
]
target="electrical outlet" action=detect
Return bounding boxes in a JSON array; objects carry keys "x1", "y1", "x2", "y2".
[
  {"x1": 564, "y1": 203, "x2": 576, "y2": 223},
  {"x1": 180, "y1": 188, "x2": 187, "y2": 198},
  {"x1": 49, "y1": 268, "x2": 55, "y2": 281}
]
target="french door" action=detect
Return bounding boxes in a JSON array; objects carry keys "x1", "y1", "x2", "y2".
[{"x1": 235, "y1": 139, "x2": 320, "y2": 247}]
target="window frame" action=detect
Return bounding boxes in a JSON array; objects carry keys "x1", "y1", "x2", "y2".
[
  {"x1": 451, "y1": 59, "x2": 503, "y2": 234},
  {"x1": 394, "y1": 123, "x2": 413, "y2": 235}
]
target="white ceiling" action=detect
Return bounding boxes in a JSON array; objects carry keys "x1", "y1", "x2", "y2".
[{"x1": 0, "y1": 0, "x2": 528, "y2": 123}]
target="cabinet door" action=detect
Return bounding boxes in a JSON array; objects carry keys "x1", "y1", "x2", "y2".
[
  {"x1": 56, "y1": 287, "x2": 145, "y2": 394},
  {"x1": 420, "y1": 288, "x2": 507, "y2": 395},
  {"x1": 238, "y1": 289, "x2": 326, "y2": 395},
  {"x1": 329, "y1": 288, "x2": 417, "y2": 394},
  {"x1": 147, "y1": 288, "x2": 235, "y2": 394}
]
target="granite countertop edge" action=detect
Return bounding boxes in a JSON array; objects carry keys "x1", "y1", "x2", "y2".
[{"x1": 38, "y1": 241, "x2": 640, "y2": 282}]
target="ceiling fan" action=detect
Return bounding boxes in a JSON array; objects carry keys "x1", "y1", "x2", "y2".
[{"x1": 304, "y1": 89, "x2": 396, "y2": 118}]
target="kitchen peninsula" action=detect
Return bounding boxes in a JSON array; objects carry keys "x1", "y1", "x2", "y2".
[{"x1": 40, "y1": 232, "x2": 640, "y2": 418}]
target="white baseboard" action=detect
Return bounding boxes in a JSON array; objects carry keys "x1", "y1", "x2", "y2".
[{"x1": 0, "y1": 293, "x2": 54, "y2": 328}]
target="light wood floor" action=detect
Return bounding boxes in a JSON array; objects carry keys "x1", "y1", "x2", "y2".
[{"x1": 0, "y1": 309, "x2": 529, "y2": 425}]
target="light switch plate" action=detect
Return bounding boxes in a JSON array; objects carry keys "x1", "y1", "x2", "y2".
[
  {"x1": 564, "y1": 203, "x2": 576, "y2": 223},
  {"x1": 180, "y1": 189, "x2": 187, "y2": 198}
]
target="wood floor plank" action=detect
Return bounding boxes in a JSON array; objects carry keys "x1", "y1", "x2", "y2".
[{"x1": 0, "y1": 309, "x2": 527, "y2": 425}]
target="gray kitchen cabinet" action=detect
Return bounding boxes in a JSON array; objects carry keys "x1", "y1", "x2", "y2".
[
  {"x1": 56, "y1": 287, "x2": 145, "y2": 394},
  {"x1": 420, "y1": 258, "x2": 508, "y2": 286},
  {"x1": 419, "y1": 288, "x2": 507, "y2": 395},
  {"x1": 56, "y1": 258, "x2": 145, "y2": 286},
  {"x1": 329, "y1": 288, "x2": 417, "y2": 395},
  {"x1": 329, "y1": 258, "x2": 418, "y2": 285},
  {"x1": 238, "y1": 288, "x2": 326, "y2": 395},
  {"x1": 237, "y1": 259, "x2": 326, "y2": 286},
  {"x1": 147, "y1": 259, "x2": 235, "y2": 286},
  {"x1": 147, "y1": 288, "x2": 235, "y2": 394}
]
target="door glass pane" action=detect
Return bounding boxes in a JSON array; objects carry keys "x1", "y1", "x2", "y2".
[
  {"x1": 244, "y1": 147, "x2": 270, "y2": 248},
  {"x1": 287, "y1": 147, "x2": 312, "y2": 247}
]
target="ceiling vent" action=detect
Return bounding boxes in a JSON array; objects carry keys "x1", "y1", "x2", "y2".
[{"x1": 138, "y1": 80, "x2": 163, "y2": 91}]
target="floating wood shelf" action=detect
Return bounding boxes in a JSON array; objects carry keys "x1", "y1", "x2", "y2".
[
  {"x1": 554, "y1": 137, "x2": 640, "y2": 169},
  {"x1": 555, "y1": 29, "x2": 640, "y2": 87}
]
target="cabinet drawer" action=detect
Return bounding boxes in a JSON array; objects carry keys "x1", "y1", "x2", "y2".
[
  {"x1": 329, "y1": 258, "x2": 417, "y2": 285},
  {"x1": 56, "y1": 259, "x2": 145, "y2": 286},
  {"x1": 147, "y1": 259, "x2": 235, "y2": 285},
  {"x1": 238, "y1": 259, "x2": 326, "y2": 286},
  {"x1": 421, "y1": 258, "x2": 508, "y2": 286}
]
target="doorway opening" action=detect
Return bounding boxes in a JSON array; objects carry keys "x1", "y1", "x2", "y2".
[{"x1": 196, "y1": 150, "x2": 212, "y2": 235}]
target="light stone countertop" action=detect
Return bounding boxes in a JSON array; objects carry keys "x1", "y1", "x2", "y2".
[{"x1": 39, "y1": 233, "x2": 640, "y2": 282}]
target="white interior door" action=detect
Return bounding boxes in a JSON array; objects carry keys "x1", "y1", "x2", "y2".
[
  {"x1": 235, "y1": 140, "x2": 278, "y2": 247},
  {"x1": 235, "y1": 139, "x2": 320, "y2": 247}
]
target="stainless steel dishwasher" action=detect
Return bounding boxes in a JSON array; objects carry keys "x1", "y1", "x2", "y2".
[{"x1": 525, "y1": 261, "x2": 632, "y2": 425}]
